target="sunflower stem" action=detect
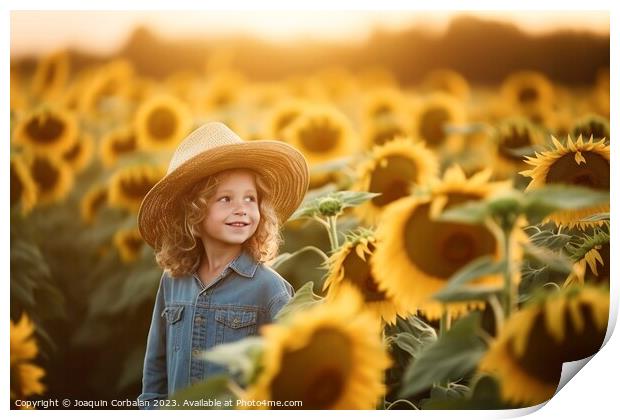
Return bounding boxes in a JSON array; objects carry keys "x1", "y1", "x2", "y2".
[
  {"x1": 327, "y1": 215, "x2": 340, "y2": 252},
  {"x1": 501, "y1": 228, "x2": 514, "y2": 319},
  {"x1": 487, "y1": 293, "x2": 504, "y2": 335}
]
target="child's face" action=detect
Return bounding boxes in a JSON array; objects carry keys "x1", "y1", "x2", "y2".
[{"x1": 198, "y1": 169, "x2": 260, "y2": 249}]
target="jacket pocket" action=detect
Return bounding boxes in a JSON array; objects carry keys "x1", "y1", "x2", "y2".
[
  {"x1": 161, "y1": 305, "x2": 184, "y2": 350},
  {"x1": 214, "y1": 308, "x2": 257, "y2": 344}
]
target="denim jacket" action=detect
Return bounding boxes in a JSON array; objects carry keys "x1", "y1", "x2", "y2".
[{"x1": 137, "y1": 249, "x2": 294, "y2": 409}]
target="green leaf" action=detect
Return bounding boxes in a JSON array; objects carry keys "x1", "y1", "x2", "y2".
[
  {"x1": 522, "y1": 243, "x2": 573, "y2": 274},
  {"x1": 523, "y1": 185, "x2": 609, "y2": 224},
  {"x1": 201, "y1": 337, "x2": 264, "y2": 386},
  {"x1": 399, "y1": 313, "x2": 487, "y2": 398},
  {"x1": 437, "y1": 201, "x2": 488, "y2": 224},
  {"x1": 578, "y1": 212, "x2": 610, "y2": 223},
  {"x1": 167, "y1": 375, "x2": 236, "y2": 410},
  {"x1": 420, "y1": 375, "x2": 510, "y2": 409},
  {"x1": 526, "y1": 226, "x2": 572, "y2": 251},
  {"x1": 433, "y1": 256, "x2": 505, "y2": 303},
  {"x1": 274, "y1": 281, "x2": 323, "y2": 323},
  {"x1": 289, "y1": 190, "x2": 380, "y2": 220}
]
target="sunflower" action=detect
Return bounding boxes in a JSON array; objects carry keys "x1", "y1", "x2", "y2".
[
  {"x1": 411, "y1": 93, "x2": 467, "y2": 154},
  {"x1": 361, "y1": 88, "x2": 409, "y2": 122},
  {"x1": 520, "y1": 135, "x2": 610, "y2": 229},
  {"x1": 420, "y1": 68, "x2": 470, "y2": 101},
  {"x1": 27, "y1": 154, "x2": 74, "y2": 205},
  {"x1": 284, "y1": 105, "x2": 358, "y2": 165},
  {"x1": 10, "y1": 314, "x2": 46, "y2": 400},
  {"x1": 323, "y1": 230, "x2": 407, "y2": 324},
  {"x1": 353, "y1": 137, "x2": 439, "y2": 226},
  {"x1": 192, "y1": 70, "x2": 246, "y2": 115},
  {"x1": 11, "y1": 67, "x2": 26, "y2": 113},
  {"x1": 265, "y1": 98, "x2": 308, "y2": 140},
  {"x1": 564, "y1": 228, "x2": 610, "y2": 287},
  {"x1": 30, "y1": 50, "x2": 70, "y2": 101},
  {"x1": 479, "y1": 286, "x2": 609, "y2": 406},
  {"x1": 134, "y1": 93, "x2": 193, "y2": 151},
  {"x1": 100, "y1": 125, "x2": 139, "y2": 168},
  {"x1": 371, "y1": 166, "x2": 517, "y2": 320},
  {"x1": 361, "y1": 114, "x2": 409, "y2": 149},
  {"x1": 570, "y1": 114, "x2": 609, "y2": 143},
  {"x1": 108, "y1": 165, "x2": 165, "y2": 213},
  {"x1": 10, "y1": 155, "x2": 38, "y2": 215},
  {"x1": 242, "y1": 285, "x2": 391, "y2": 409},
  {"x1": 62, "y1": 132, "x2": 94, "y2": 173},
  {"x1": 500, "y1": 70, "x2": 554, "y2": 114},
  {"x1": 79, "y1": 59, "x2": 135, "y2": 117},
  {"x1": 114, "y1": 227, "x2": 145, "y2": 263},
  {"x1": 491, "y1": 117, "x2": 545, "y2": 180},
  {"x1": 13, "y1": 107, "x2": 78, "y2": 156},
  {"x1": 80, "y1": 184, "x2": 109, "y2": 224}
]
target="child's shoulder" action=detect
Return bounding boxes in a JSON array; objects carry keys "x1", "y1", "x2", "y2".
[{"x1": 253, "y1": 262, "x2": 294, "y2": 296}]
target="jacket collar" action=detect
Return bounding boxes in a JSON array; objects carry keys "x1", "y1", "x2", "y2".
[{"x1": 228, "y1": 248, "x2": 259, "y2": 278}]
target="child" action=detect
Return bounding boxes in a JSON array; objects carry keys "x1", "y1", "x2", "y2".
[{"x1": 136, "y1": 122, "x2": 309, "y2": 409}]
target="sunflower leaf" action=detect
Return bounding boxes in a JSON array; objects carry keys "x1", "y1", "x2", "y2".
[
  {"x1": 201, "y1": 337, "x2": 264, "y2": 387},
  {"x1": 525, "y1": 226, "x2": 572, "y2": 251},
  {"x1": 433, "y1": 256, "x2": 505, "y2": 302},
  {"x1": 167, "y1": 374, "x2": 236, "y2": 410},
  {"x1": 522, "y1": 243, "x2": 573, "y2": 274},
  {"x1": 399, "y1": 313, "x2": 486, "y2": 398},
  {"x1": 578, "y1": 212, "x2": 610, "y2": 222},
  {"x1": 523, "y1": 185, "x2": 609, "y2": 225},
  {"x1": 273, "y1": 281, "x2": 323, "y2": 323},
  {"x1": 436, "y1": 201, "x2": 488, "y2": 224},
  {"x1": 289, "y1": 190, "x2": 380, "y2": 220}
]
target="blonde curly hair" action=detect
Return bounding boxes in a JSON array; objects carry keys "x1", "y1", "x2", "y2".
[{"x1": 154, "y1": 169, "x2": 282, "y2": 278}]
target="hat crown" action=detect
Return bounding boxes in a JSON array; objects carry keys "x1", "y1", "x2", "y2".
[{"x1": 168, "y1": 122, "x2": 243, "y2": 174}]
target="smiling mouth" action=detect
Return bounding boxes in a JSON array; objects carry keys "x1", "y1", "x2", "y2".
[{"x1": 226, "y1": 222, "x2": 250, "y2": 227}]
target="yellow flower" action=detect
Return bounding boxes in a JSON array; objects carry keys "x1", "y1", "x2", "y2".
[
  {"x1": 192, "y1": 70, "x2": 246, "y2": 115},
  {"x1": 371, "y1": 166, "x2": 516, "y2": 320},
  {"x1": 13, "y1": 107, "x2": 78, "y2": 156},
  {"x1": 100, "y1": 125, "x2": 139, "y2": 168},
  {"x1": 520, "y1": 135, "x2": 609, "y2": 229},
  {"x1": 479, "y1": 286, "x2": 608, "y2": 406},
  {"x1": 10, "y1": 314, "x2": 46, "y2": 400},
  {"x1": 10, "y1": 155, "x2": 38, "y2": 215},
  {"x1": 420, "y1": 68, "x2": 470, "y2": 101},
  {"x1": 80, "y1": 184, "x2": 108, "y2": 224},
  {"x1": 27, "y1": 154, "x2": 74, "y2": 205},
  {"x1": 564, "y1": 229, "x2": 610, "y2": 287},
  {"x1": 108, "y1": 165, "x2": 165, "y2": 213},
  {"x1": 30, "y1": 50, "x2": 70, "y2": 101},
  {"x1": 361, "y1": 88, "x2": 409, "y2": 122},
  {"x1": 134, "y1": 93, "x2": 193, "y2": 151},
  {"x1": 323, "y1": 231, "x2": 408, "y2": 324},
  {"x1": 570, "y1": 113, "x2": 609, "y2": 143},
  {"x1": 114, "y1": 227, "x2": 145, "y2": 263},
  {"x1": 243, "y1": 285, "x2": 391, "y2": 409},
  {"x1": 500, "y1": 70, "x2": 554, "y2": 114},
  {"x1": 353, "y1": 137, "x2": 439, "y2": 226},
  {"x1": 411, "y1": 93, "x2": 466, "y2": 154},
  {"x1": 284, "y1": 105, "x2": 358, "y2": 165},
  {"x1": 62, "y1": 132, "x2": 94, "y2": 173},
  {"x1": 265, "y1": 98, "x2": 307, "y2": 140},
  {"x1": 491, "y1": 117, "x2": 545, "y2": 180},
  {"x1": 79, "y1": 59, "x2": 135, "y2": 117},
  {"x1": 361, "y1": 114, "x2": 409, "y2": 149}
]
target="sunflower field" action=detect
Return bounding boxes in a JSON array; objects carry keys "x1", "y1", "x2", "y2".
[{"x1": 10, "y1": 32, "x2": 610, "y2": 411}]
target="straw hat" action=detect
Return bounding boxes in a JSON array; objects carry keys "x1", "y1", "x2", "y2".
[{"x1": 137, "y1": 122, "x2": 309, "y2": 248}]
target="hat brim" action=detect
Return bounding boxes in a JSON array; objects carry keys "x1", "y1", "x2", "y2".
[{"x1": 137, "y1": 140, "x2": 309, "y2": 248}]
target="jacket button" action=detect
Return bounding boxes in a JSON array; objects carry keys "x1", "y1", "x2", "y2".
[
  {"x1": 195, "y1": 316, "x2": 203, "y2": 325},
  {"x1": 192, "y1": 348, "x2": 200, "y2": 356}
]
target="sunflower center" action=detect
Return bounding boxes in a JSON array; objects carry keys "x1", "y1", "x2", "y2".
[
  {"x1": 509, "y1": 303, "x2": 606, "y2": 385},
  {"x1": 403, "y1": 195, "x2": 497, "y2": 279},
  {"x1": 112, "y1": 133, "x2": 137, "y2": 154},
  {"x1": 10, "y1": 163, "x2": 24, "y2": 207},
  {"x1": 545, "y1": 151, "x2": 609, "y2": 190},
  {"x1": 419, "y1": 107, "x2": 450, "y2": 146},
  {"x1": 518, "y1": 86, "x2": 539, "y2": 104},
  {"x1": 372, "y1": 124, "x2": 405, "y2": 146},
  {"x1": 342, "y1": 244, "x2": 387, "y2": 302},
  {"x1": 498, "y1": 126, "x2": 532, "y2": 160},
  {"x1": 120, "y1": 175, "x2": 157, "y2": 201},
  {"x1": 298, "y1": 119, "x2": 342, "y2": 154},
  {"x1": 372, "y1": 103, "x2": 394, "y2": 119},
  {"x1": 31, "y1": 157, "x2": 59, "y2": 193},
  {"x1": 147, "y1": 107, "x2": 178, "y2": 141},
  {"x1": 269, "y1": 327, "x2": 352, "y2": 409},
  {"x1": 91, "y1": 189, "x2": 108, "y2": 213},
  {"x1": 63, "y1": 141, "x2": 82, "y2": 161},
  {"x1": 276, "y1": 111, "x2": 300, "y2": 136},
  {"x1": 369, "y1": 155, "x2": 418, "y2": 207},
  {"x1": 25, "y1": 114, "x2": 65, "y2": 144},
  {"x1": 124, "y1": 234, "x2": 144, "y2": 254}
]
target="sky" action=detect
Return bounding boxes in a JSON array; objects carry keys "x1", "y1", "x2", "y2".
[{"x1": 10, "y1": 10, "x2": 610, "y2": 58}]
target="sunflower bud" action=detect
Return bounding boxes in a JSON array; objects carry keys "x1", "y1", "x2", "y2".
[
  {"x1": 318, "y1": 196, "x2": 343, "y2": 217},
  {"x1": 487, "y1": 191, "x2": 522, "y2": 230}
]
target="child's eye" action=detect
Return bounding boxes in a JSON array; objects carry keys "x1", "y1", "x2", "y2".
[
  {"x1": 244, "y1": 196, "x2": 257, "y2": 202},
  {"x1": 217, "y1": 196, "x2": 230, "y2": 202}
]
